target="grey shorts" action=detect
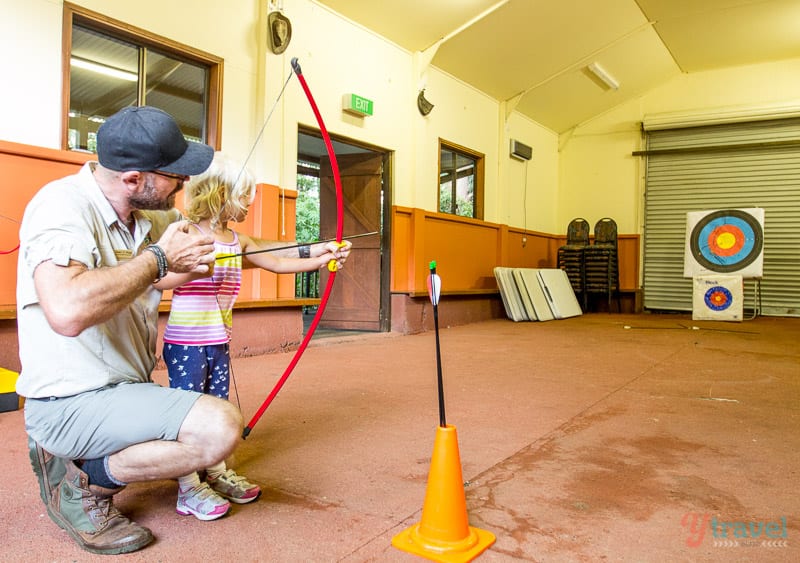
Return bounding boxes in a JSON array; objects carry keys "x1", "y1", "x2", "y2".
[{"x1": 24, "y1": 382, "x2": 201, "y2": 460}]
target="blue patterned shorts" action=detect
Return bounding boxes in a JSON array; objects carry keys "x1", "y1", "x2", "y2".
[{"x1": 163, "y1": 343, "x2": 231, "y2": 400}]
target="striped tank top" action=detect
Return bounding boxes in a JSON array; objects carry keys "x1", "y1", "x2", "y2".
[{"x1": 163, "y1": 231, "x2": 243, "y2": 345}]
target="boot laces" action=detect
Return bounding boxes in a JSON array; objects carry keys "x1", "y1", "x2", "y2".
[{"x1": 87, "y1": 495, "x2": 124, "y2": 528}]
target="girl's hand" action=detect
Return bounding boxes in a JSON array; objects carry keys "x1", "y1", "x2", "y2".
[{"x1": 322, "y1": 240, "x2": 352, "y2": 271}]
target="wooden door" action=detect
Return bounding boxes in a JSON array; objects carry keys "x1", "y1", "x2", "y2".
[{"x1": 319, "y1": 153, "x2": 383, "y2": 330}]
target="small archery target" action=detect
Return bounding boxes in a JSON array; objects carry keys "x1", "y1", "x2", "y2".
[
  {"x1": 684, "y1": 208, "x2": 764, "y2": 278},
  {"x1": 704, "y1": 286, "x2": 733, "y2": 311},
  {"x1": 692, "y1": 275, "x2": 743, "y2": 321}
]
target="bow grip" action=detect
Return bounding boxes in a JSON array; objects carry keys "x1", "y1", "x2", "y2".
[{"x1": 327, "y1": 241, "x2": 347, "y2": 272}]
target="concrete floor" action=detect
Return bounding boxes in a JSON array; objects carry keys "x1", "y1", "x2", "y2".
[{"x1": 1, "y1": 313, "x2": 798, "y2": 562}]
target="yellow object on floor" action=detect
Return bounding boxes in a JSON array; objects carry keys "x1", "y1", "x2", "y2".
[{"x1": 0, "y1": 367, "x2": 21, "y2": 412}]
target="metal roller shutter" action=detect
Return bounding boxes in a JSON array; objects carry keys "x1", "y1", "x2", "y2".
[{"x1": 642, "y1": 118, "x2": 800, "y2": 316}]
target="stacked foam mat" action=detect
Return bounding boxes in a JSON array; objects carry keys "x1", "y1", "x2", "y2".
[{"x1": 494, "y1": 267, "x2": 583, "y2": 321}]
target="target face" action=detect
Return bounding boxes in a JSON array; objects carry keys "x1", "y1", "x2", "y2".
[
  {"x1": 692, "y1": 275, "x2": 743, "y2": 321},
  {"x1": 704, "y1": 286, "x2": 733, "y2": 311},
  {"x1": 684, "y1": 208, "x2": 764, "y2": 278}
]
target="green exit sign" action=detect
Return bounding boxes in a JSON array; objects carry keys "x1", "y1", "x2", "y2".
[{"x1": 342, "y1": 93, "x2": 374, "y2": 116}]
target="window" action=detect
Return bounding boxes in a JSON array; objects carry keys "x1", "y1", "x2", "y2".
[
  {"x1": 63, "y1": 3, "x2": 223, "y2": 152},
  {"x1": 438, "y1": 140, "x2": 484, "y2": 219}
]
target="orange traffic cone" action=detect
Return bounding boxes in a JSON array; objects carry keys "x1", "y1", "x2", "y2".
[{"x1": 392, "y1": 424, "x2": 495, "y2": 562}]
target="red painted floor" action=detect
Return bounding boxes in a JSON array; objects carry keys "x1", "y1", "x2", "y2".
[{"x1": 1, "y1": 313, "x2": 798, "y2": 562}]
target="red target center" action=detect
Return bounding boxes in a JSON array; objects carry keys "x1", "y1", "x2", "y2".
[
  {"x1": 708, "y1": 290, "x2": 729, "y2": 307},
  {"x1": 707, "y1": 225, "x2": 745, "y2": 257}
]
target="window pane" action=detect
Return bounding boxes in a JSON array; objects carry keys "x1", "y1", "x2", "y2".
[
  {"x1": 68, "y1": 26, "x2": 138, "y2": 151},
  {"x1": 145, "y1": 50, "x2": 208, "y2": 142},
  {"x1": 439, "y1": 145, "x2": 477, "y2": 217},
  {"x1": 440, "y1": 148, "x2": 455, "y2": 169},
  {"x1": 440, "y1": 180, "x2": 453, "y2": 213},
  {"x1": 455, "y1": 155, "x2": 475, "y2": 218},
  {"x1": 439, "y1": 148, "x2": 454, "y2": 213},
  {"x1": 65, "y1": 5, "x2": 221, "y2": 154}
]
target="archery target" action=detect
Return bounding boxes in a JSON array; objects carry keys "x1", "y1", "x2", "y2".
[
  {"x1": 684, "y1": 208, "x2": 764, "y2": 278},
  {"x1": 692, "y1": 275, "x2": 743, "y2": 321}
]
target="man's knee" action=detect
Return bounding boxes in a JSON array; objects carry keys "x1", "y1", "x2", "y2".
[
  {"x1": 214, "y1": 398, "x2": 244, "y2": 444},
  {"x1": 180, "y1": 395, "x2": 242, "y2": 463}
]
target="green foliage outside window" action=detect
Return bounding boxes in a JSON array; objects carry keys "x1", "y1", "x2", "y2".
[
  {"x1": 295, "y1": 171, "x2": 320, "y2": 300},
  {"x1": 296, "y1": 173, "x2": 320, "y2": 244}
]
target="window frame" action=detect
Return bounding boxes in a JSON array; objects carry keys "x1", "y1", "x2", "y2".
[
  {"x1": 437, "y1": 138, "x2": 485, "y2": 220},
  {"x1": 61, "y1": 2, "x2": 223, "y2": 151}
]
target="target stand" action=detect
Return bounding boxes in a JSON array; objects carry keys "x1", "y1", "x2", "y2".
[
  {"x1": 684, "y1": 208, "x2": 764, "y2": 320},
  {"x1": 747, "y1": 278, "x2": 762, "y2": 320}
]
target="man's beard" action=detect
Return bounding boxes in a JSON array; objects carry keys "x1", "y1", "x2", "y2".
[{"x1": 129, "y1": 176, "x2": 178, "y2": 211}]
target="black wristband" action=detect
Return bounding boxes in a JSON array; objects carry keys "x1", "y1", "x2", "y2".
[
  {"x1": 144, "y1": 244, "x2": 168, "y2": 282},
  {"x1": 299, "y1": 245, "x2": 311, "y2": 258}
]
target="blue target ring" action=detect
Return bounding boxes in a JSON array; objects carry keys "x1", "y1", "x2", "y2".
[
  {"x1": 704, "y1": 286, "x2": 733, "y2": 311},
  {"x1": 690, "y1": 210, "x2": 763, "y2": 273}
]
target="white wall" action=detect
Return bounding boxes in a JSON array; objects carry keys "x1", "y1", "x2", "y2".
[
  {"x1": 269, "y1": 0, "x2": 416, "y2": 205},
  {"x1": 559, "y1": 57, "x2": 800, "y2": 235},
  {"x1": 0, "y1": 0, "x2": 560, "y2": 232},
  {"x1": 0, "y1": 0, "x2": 65, "y2": 148},
  {"x1": 504, "y1": 112, "x2": 561, "y2": 234},
  {"x1": 412, "y1": 67, "x2": 500, "y2": 213},
  {"x1": 10, "y1": 2, "x2": 799, "y2": 241}
]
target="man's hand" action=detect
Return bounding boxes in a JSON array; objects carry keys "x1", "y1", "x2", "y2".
[{"x1": 156, "y1": 221, "x2": 216, "y2": 274}]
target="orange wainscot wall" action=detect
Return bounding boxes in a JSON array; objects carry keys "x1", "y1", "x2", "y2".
[
  {"x1": 0, "y1": 140, "x2": 641, "y2": 371},
  {"x1": 389, "y1": 206, "x2": 640, "y2": 333}
]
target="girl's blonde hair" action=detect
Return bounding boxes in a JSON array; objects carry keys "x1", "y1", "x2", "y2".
[{"x1": 184, "y1": 152, "x2": 255, "y2": 228}]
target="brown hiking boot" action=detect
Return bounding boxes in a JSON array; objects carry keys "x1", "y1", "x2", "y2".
[
  {"x1": 28, "y1": 436, "x2": 66, "y2": 505},
  {"x1": 47, "y1": 459, "x2": 154, "y2": 555}
]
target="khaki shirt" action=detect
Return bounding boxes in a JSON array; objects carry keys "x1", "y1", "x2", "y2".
[{"x1": 16, "y1": 162, "x2": 180, "y2": 398}]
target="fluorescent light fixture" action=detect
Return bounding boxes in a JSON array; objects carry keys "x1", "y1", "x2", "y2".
[
  {"x1": 70, "y1": 57, "x2": 137, "y2": 82},
  {"x1": 587, "y1": 62, "x2": 619, "y2": 91}
]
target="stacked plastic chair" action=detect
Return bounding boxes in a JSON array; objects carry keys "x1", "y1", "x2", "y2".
[
  {"x1": 584, "y1": 217, "x2": 619, "y2": 311},
  {"x1": 556, "y1": 218, "x2": 590, "y2": 310}
]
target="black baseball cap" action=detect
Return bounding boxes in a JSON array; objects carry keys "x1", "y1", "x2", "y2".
[{"x1": 97, "y1": 106, "x2": 214, "y2": 176}]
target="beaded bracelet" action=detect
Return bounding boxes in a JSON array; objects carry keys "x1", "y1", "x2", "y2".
[{"x1": 144, "y1": 244, "x2": 168, "y2": 282}]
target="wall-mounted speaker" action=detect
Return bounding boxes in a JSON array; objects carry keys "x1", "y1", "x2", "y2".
[{"x1": 510, "y1": 139, "x2": 532, "y2": 161}]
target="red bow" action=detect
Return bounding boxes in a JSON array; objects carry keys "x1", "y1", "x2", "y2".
[{"x1": 243, "y1": 58, "x2": 344, "y2": 438}]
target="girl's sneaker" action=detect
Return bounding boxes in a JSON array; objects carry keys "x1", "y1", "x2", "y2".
[
  {"x1": 176, "y1": 482, "x2": 231, "y2": 521},
  {"x1": 207, "y1": 469, "x2": 261, "y2": 504}
]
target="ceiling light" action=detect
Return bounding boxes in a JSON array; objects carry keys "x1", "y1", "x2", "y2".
[
  {"x1": 70, "y1": 57, "x2": 137, "y2": 82},
  {"x1": 587, "y1": 62, "x2": 619, "y2": 91}
]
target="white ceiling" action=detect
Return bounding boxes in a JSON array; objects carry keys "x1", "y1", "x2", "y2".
[{"x1": 312, "y1": 0, "x2": 800, "y2": 133}]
